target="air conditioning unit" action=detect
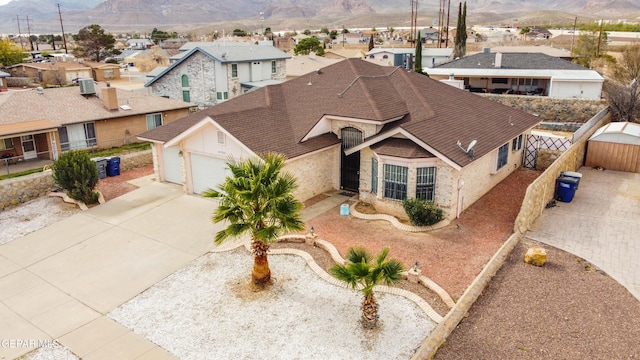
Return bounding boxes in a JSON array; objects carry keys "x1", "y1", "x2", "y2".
[{"x1": 79, "y1": 78, "x2": 96, "y2": 95}]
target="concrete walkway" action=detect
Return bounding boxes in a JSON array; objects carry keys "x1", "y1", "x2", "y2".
[
  {"x1": 0, "y1": 182, "x2": 222, "y2": 360},
  {"x1": 527, "y1": 167, "x2": 640, "y2": 301}
]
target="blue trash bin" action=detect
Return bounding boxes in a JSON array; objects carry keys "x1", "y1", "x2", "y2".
[
  {"x1": 561, "y1": 171, "x2": 582, "y2": 190},
  {"x1": 106, "y1": 156, "x2": 121, "y2": 176},
  {"x1": 556, "y1": 176, "x2": 579, "y2": 203}
]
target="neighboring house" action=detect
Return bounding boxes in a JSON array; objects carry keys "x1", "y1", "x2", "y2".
[
  {"x1": 6, "y1": 62, "x2": 92, "y2": 86},
  {"x1": 137, "y1": 59, "x2": 541, "y2": 221},
  {"x1": 274, "y1": 36, "x2": 296, "y2": 53},
  {"x1": 285, "y1": 53, "x2": 343, "y2": 79},
  {"x1": 127, "y1": 39, "x2": 153, "y2": 50},
  {"x1": 324, "y1": 48, "x2": 367, "y2": 60},
  {"x1": 479, "y1": 46, "x2": 574, "y2": 61},
  {"x1": 83, "y1": 61, "x2": 122, "y2": 82},
  {"x1": 525, "y1": 26, "x2": 553, "y2": 41},
  {"x1": 0, "y1": 84, "x2": 192, "y2": 162},
  {"x1": 419, "y1": 28, "x2": 440, "y2": 44},
  {"x1": 0, "y1": 71, "x2": 8, "y2": 92},
  {"x1": 364, "y1": 47, "x2": 453, "y2": 68},
  {"x1": 429, "y1": 52, "x2": 604, "y2": 98},
  {"x1": 333, "y1": 33, "x2": 363, "y2": 46},
  {"x1": 145, "y1": 42, "x2": 290, "y2": 107}
]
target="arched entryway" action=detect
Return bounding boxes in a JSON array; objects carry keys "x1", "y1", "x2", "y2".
[{"x1": 340, "y1": 127, "x2": 362, "y2": 192}]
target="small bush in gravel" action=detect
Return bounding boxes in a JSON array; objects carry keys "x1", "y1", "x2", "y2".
[
  {"x1": 52, "y1": 150, "x2": 99, "y2": 204},
  {"x1": 403, "y1": 198, "x2": 443, "y2": 226}
]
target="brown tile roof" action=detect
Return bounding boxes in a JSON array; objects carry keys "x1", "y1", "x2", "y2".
[
  {"x1": 14, "y1": 62, "x2": 88, "y2": 70},
  {"x1": 0, "y1": 119, "x2": 59, "y2": 137},
  {"x1": 0, "y1": 86, "x2": 192, "y2": 128},
  {"x1": 139, "y1": 59, "x2": 541, "y2": 167}
]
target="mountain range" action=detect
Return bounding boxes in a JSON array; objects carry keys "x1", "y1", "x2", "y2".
[{"x1": 1, "y1": 0, "x2": 639, "y2": 35}]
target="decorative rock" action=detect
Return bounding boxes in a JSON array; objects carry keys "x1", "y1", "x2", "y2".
[{"x1": 524, "y1": 247, "x2": 547, "y2": 267}]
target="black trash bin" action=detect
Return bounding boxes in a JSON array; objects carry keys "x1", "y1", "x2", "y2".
[
  {"x1": 556, "y1": 176, "x2": 578, "y2": 203},
  {"x1": 106, "y1": 156, "x2": 121, "y2": 176},
  {"x1": 91, "y1": 157, "x2": 107, "y2": 179}
]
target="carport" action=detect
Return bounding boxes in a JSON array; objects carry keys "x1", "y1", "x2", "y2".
[{"x1": 585, "y1": 121, "x2": 640, "y2": 173}]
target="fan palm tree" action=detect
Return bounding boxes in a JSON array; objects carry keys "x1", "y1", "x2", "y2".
[
  {"x1": 203, "y1": 153, "x2": 304, "y2": 288},
  {"x1": 330, "y1": 247, "x2": 405, "y2": 329}
]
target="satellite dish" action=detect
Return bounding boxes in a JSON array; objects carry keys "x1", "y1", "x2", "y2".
[{"x1": 466, "y1": 140, "x2": 477, "y2": 153}]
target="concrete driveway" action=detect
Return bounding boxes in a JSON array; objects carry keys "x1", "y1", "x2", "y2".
[
  {"x1": 527, "y1": 167, "x2": 640, "y2": 301},
  {"x1": 0, "y1": 182, "x2": 222, "y2": 359}
]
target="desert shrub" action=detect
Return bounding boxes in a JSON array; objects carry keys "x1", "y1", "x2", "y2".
[
  {"x1": 52, "y1": 150, "x2": 99, "y2": 204},
  {"x1": 402, "y1": 198, "x2": 443, "y2": 226}
]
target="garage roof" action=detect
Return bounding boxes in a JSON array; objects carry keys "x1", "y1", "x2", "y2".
[{"x1": 589, "y1": 122, "x2": 640, "y2": 145}]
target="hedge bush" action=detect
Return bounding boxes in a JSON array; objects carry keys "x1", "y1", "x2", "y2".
[
  {"x1": 51, "y1": 150, "x2": 99, "y2": 204},
  {"x1": 402, "y1": 198, "x2": 443, "y2": 226}
]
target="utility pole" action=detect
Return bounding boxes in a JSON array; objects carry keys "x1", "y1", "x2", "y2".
[
  {"x1": 58, "y1": 3, "x2": 69, "y2": 54},
  {"x1": 570, "y1": 16, "x2": 577, "y2": 53},
  {"x1": 596, "y1": 19, "x2": 604, "y2": 57},
  {"x1": 445, "y1": 0, "x2": 451, "y2": 48},
  {"x1": 14, "y1": 15, "x2": 25, "y2": 50},
  {"x1": 410, "y1": 0, "x2": 419, "y2": 43},
  {"x1": 25, "y1": 15, "x2": 35, "y2": 51}
]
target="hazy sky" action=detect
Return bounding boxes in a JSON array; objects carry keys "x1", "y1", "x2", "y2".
[{"x1": 0, "y1": 0, "x2": 12, "y2": 5}]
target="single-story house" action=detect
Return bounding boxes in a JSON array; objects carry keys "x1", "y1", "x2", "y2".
[
  {"x1": 585, "y1": 121, "x2": 640, "y2": 173},
  {"x1": 6, "y1": 62, "x2": 92, "y2": 86},
  {"x1": 324, "y1": 48, "x2": 367, "y2": 60},
  {"x1": 429, "y1": 52, "x2": 604, "y2": 99},
  {"x1": 285, "y1": 53, "x2": 343, "y2": 79},
  {"x1": 364, "y1": 47, "x2": 453, "y2": 68},
  {"x1": 0, "y1": 84, "x2": 193, "y2": 162},
  {"x1": 138, "y1": 59, "x2": 541, "y2": 220},
  {"x1": 83, "y1": 61, "x2": 122, "y2": 82}
]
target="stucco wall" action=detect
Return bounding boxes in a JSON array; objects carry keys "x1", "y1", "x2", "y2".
[
  {"x1": 285, "y1": 146, "x2": 340, "y2": 202},
  {"x1": 479, "y1": 94, "x2": 607, "y2": 123},
  {"x1": 151, "y1": 52, "x2": 217, "y2": 107}
]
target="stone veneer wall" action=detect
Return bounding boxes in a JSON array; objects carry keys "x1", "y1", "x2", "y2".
[
  {"x1": 411, "y1": 111, "x2": 611, "y2": 359},
  {"x1": 0, "y1": 150, "x2": 152, "y2": 211},
  {"x1": 150, "y1": 52, "x2": 217, "y2": 107},
  {"x1": 479, "y1": 94, "x2": 607, "y2": 123}
]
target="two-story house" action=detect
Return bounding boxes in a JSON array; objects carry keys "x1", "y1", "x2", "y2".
[{"x1": 145, "y1": 42, "x2": 290, "y2": 108}]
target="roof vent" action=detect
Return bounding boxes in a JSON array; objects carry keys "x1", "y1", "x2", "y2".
[{"x1": 79, "y1": 79, "x2": 96, "y2": 95}]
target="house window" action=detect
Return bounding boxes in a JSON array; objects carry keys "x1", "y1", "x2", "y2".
[
  {"x1": 496, "y1": 143, "x2": 509, "y2": 171},
  {"x1": 217, "y1": 92, "x2": 229, "y2": 100},
  {"x1": 371, "y1": 158, "x2": 378, "y2": 194},
  {"x1": 231, "y1": 64, "x2": 238, "y2": 77},
  {"x1": 382, "y1": 55, "x2": 388, "y2": 59},
  {"x1": 182, "y1": 90, "x2": 190, "y2": 102},
  {"x1": 271, "y1": 61, "x2": 276, "y2": 74},
  {"x1": 59, "y1": 122, "x2": 97, "y2": 151},
  {"x1": 416, "y1": 167, "x2": 436, "y2": 201},
  {"x1": 104, "y1": 69, "x2": 114, "y2": 78},
  {"x1": 369, "y1": 55, "x2": 375, "y2": 59},
  {"x1": 146, "y1": 113, "x2": 163, "y2": 130},
  {"x1": 217, "y1": 131, "x2": 225, "y2": 145},
  {"x1": 0, "y1": 138, "x2": 14, "y2": 151},
  {"x1": 512, "y1": 134, "x2": 523, "y2": 151},
  {"x1": 181, "y1": 74, "x2": 189, "y2": 87},
  {"x1": 383, "y1": 164, "x2": 408, "y2": 201},
  {"x1": 492, "y1": 78, "x2": 509, "y2": 84}
]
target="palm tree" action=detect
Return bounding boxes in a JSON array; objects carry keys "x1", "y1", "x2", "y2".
[
  {"x1": 203, "y1": 153, "x2": 304, "y2": 288},
  {"x1": 330, "y1": 247, "x2": 404, "y2": 329}
]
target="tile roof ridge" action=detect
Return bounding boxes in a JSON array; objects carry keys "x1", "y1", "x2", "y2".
[{"x1": 395, "y1": 70, "x2": 435, "y2": 119}]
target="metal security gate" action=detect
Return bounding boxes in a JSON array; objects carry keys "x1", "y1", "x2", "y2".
[
  {"x1": 523, "y1": 134, "x2": 573, "y2": 168},
  {"x1": 340, "y1": 127, "x2": 362, "y2": 192}
]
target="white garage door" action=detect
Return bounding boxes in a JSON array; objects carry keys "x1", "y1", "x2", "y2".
[
  {"x1": 191, "y1": 154, "x2": 229, "y2": 194},
  {"x1": 163, "y1": 147, "x2": 182, "y2": 184}
]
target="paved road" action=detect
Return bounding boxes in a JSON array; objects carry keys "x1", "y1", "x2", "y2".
[{"x1": 527, "y1": 167, "x2": 640, "y2": 301}]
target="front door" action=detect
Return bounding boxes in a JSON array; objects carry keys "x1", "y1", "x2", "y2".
[
  {"x1": 21, "y1": 135, "x2": 37, "y2": 160},
  {"x1": 340, "y1": 127, "x2": 362, "y2": 192}
]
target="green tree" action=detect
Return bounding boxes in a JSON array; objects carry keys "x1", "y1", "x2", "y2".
[
  {"x1": 303, "y1": 29, "x2": 311, "y2": 35},
  {"x1": 329, "y1": 30, "x2": 338, "y2": 40},
  {"x1": 51, "y1": 150, "x2": 100, "y2": 204},
  {"x1": 320, "y1": 27, "x2": 330, "y2": 34},
  {"x1": 232, "y1": 28, "x2": 247, "y2": 37},
  {"x1": 0, "y1": 38, "x2": 25, "y2": 66},
  {"x1": 294, "y1": 37, "x2": 324, "y2": 56},
  {"x1": 150, "y1": 28, "x2": 171, "y2": 44},
  {"x1": 453, "y1": 2, "x2": 467, "y2": 58},
  {"x1": 203, "y1": 153, "x2": 305, "y2": 288},
  {"x1": 519, "y1": 26, "x2": 530, "y2": 40},
  {"x1": 414, "y1": 31, "x2": 422, "y2": 73},
  {"x1": 572, "y1": 30, "x2": 607, "y2": 68},
  {"x1": 74, "y1": 24, "x2": 121, "y2": 62},
  {"x1": 330, "y1": 247, "x2": 404, "y2": 329}
]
